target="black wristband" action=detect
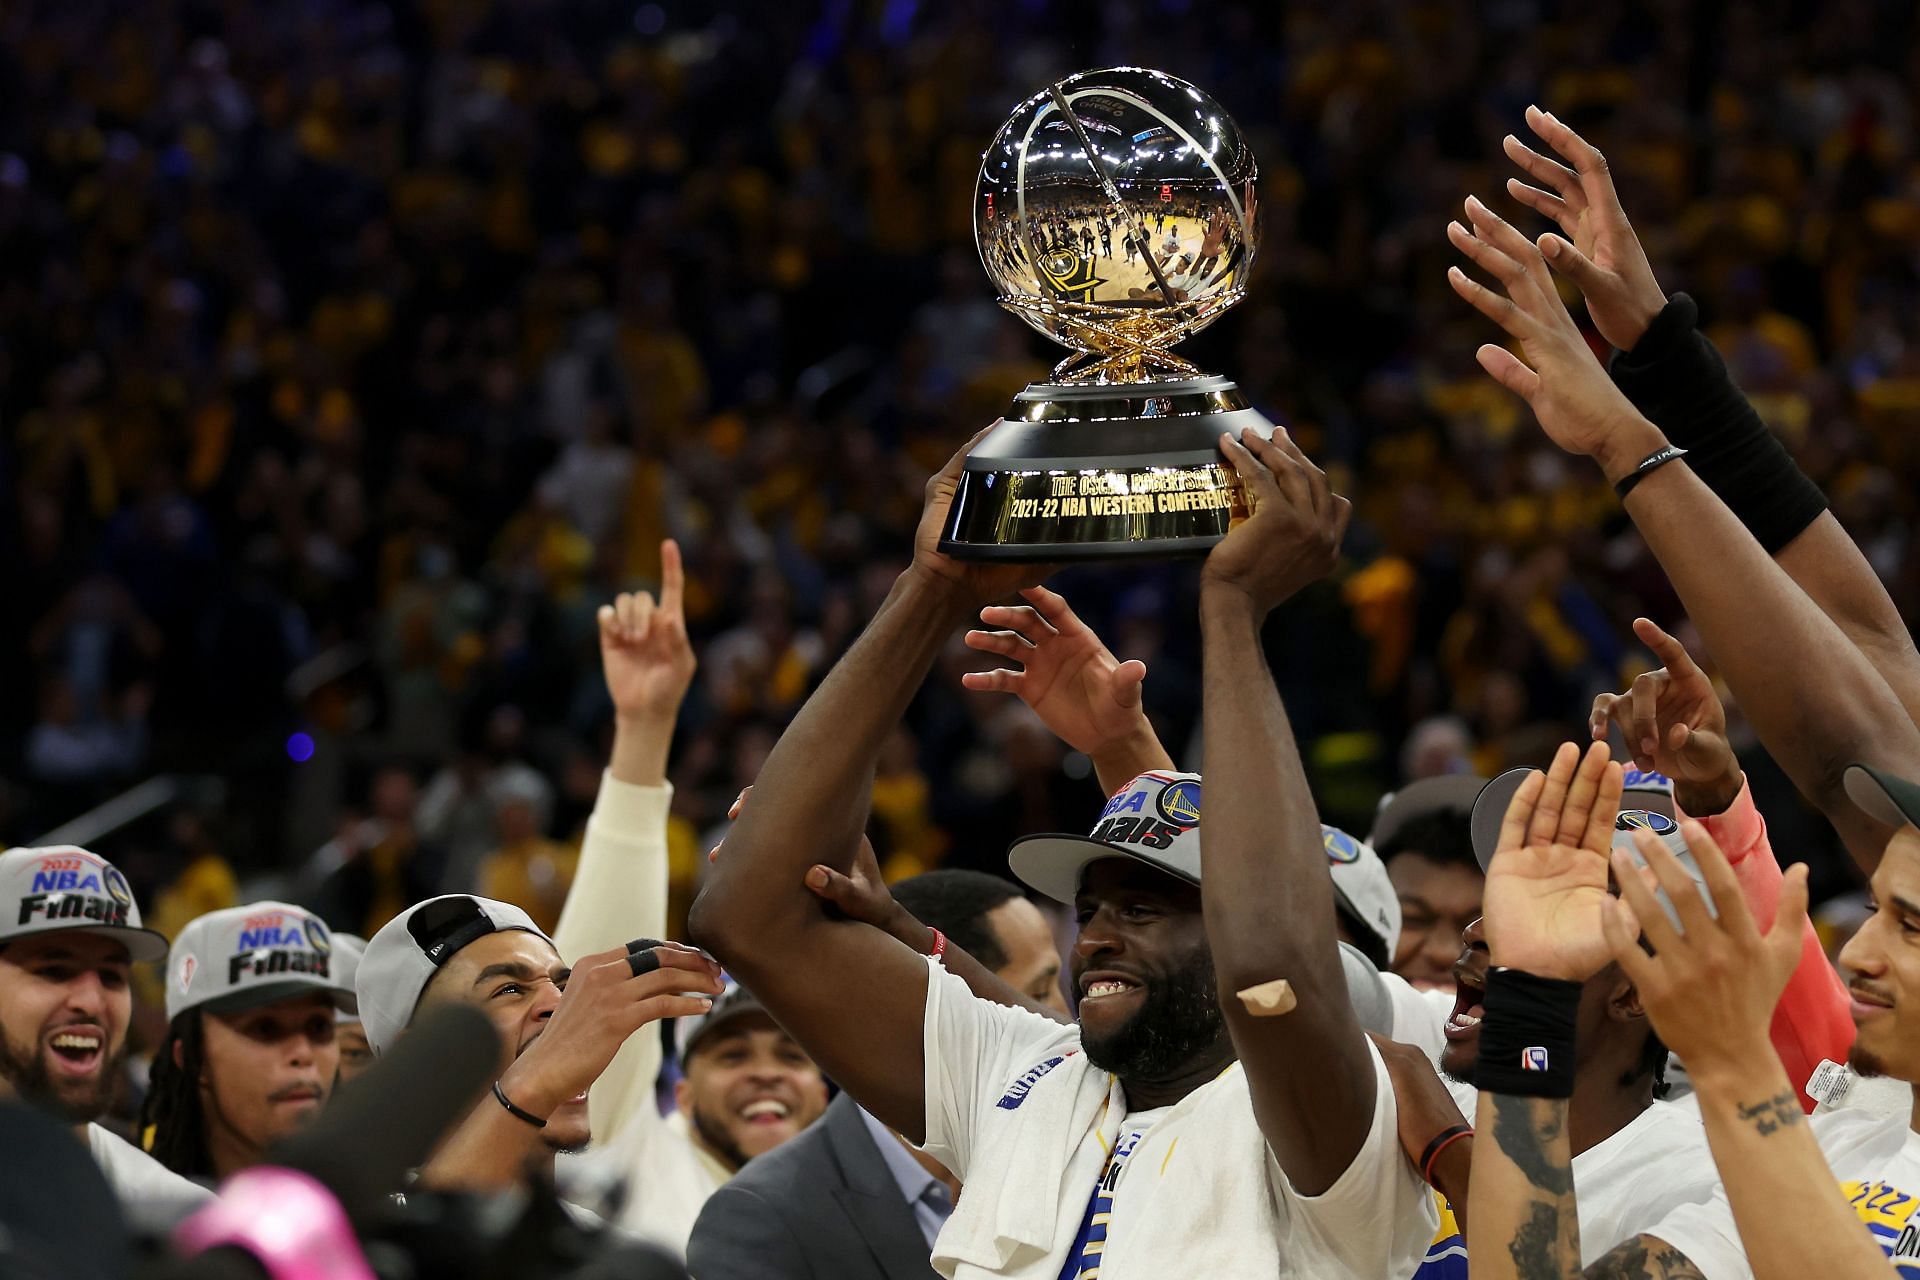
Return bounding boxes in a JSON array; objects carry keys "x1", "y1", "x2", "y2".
[
  {"x1": 1613, "y1": 445, "x2": 1689, "y2": 499},
  {"x1": 492, "y1": 1079, "x2": 548, "y2": 1129},
  {"x1": 1609, "y1": 292, "x2": 1828, "y2": 552},
  {"x1": 1610, "y1": 293, "x2": 1698, "y2": 371},
  {"x1": 1473, "y1": 967, "x2": 1581, "y2": 1099}
]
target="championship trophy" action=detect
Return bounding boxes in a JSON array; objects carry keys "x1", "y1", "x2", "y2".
[{"x1": 940, "y1": 66, "x2": 1273, "y2": 561}]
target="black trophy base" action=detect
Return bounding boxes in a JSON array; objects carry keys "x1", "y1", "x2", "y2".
[{"x1": 938, "y1": 375, "x2": 1277, "y2": 562}]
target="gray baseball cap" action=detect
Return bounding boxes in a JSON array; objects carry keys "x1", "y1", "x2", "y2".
[
  {"x1": 1008, "y1": 773, "x2": 1398, "y2": 954},
  {"x1": 356, "y1": 895, "x2": 552, "y2": 1055},
  {"x1": 675, "y1": 978, "x2": 772, "y2": 1063},
  {"x1": 165, "y1": 902, "x2": 355, "y2": 1022},
  {"x1": 1368, "y1": 774, "x2": 1486, "y2": 852},
  {"x1": 1468, "y1": 765, "x2": 1710, "y2": 927},
  {"x1": 1322, "y1": 826, "x2": 1401, "y2": 962},
  {"x1": 1009, "y1": 772, "x2": 1205, "y2": 904},
  {"x1": 0, "y1": 846, "x2": 166, "y2": 963},
  {"x1": 331, "y1": 934, "x2": 368, "y2": 1025}
]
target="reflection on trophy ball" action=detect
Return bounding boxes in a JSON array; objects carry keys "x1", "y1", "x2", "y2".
[{"x1": 974, "y1": 66, "x2": 1259, "y2": 355}]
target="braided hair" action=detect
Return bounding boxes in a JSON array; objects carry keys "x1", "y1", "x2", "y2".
[{"x1": 141, "y1": 1011, "x2": 215, "y2": 1178}]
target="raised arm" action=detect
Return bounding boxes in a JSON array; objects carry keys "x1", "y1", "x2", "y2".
[
  {"x1": 685, "y1": 432, "x2": 1046, "y2": 1138},
  {"x1": 1195, "y1": 426, "x2": 1370, "y2": 1194},
  {"x1": 1505, "y1": 105, "x2": 1920, "y2": 745},
  {"x1": 1591, "y1": 619, "x2": 1853, "y2": 1104},
  {"x1": 1447, "y1": 192, "x2": 1920, "y2": 867},
  {"x1": 553, "y1": 542, "x2": 698, "y2": 1144},
  {"x1": 962, "y1": 585, "x2": 1174, "y2": 795},
  {"x1": 1466, "y1": 742, "x2": 1622, "y2": 1280},
  {"x1": 713, "y1": 793, "x2": 1070, "y2": 1024},
  {"x1": 1599, "y1": 821, "x2": 1892, "y2": 1280}
]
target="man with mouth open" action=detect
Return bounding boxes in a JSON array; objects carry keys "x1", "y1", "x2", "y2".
[
  {"x1": 690, "y1": 428, "x2": 1443, "y2": 1277},
  {"x1": 671, "y1": 982, "x2": 829, "y2": 1185},
  {"x1": 141, "y1": 900, "x2": 357, "y2": 1180},
  {"x1": 355, "y1": 893, "x2": 722, "y2": 1196},
  {"x1": 0, "y1": 844, "x2": 210, "y2": 1229},
  {"x1": 1401, "y1": 665, "x2": 1855, "y2": 1275}
]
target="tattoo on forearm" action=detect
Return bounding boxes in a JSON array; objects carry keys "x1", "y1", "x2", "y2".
[
  {"x1": 1509, "y1": 1200, "x2": 1565, "y2": 1279},
  {"x1": 1586, "y1": 1236, "x2": 1706, "y2": 1279},
  {"x1": 1490, "y1": 1093, "x2": 1573, "y2": 1195},
  {"x1": 1734, "y1": 1089, "x2": 1803, "y2": 1137}
]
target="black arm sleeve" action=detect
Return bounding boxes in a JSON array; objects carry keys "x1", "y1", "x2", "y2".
[{"x1": 1608, "y1": 292, "x2": 1829, "y2": 553}]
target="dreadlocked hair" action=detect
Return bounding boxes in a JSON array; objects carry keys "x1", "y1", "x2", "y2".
[{"x1": 141, "y1": 1010, "x2": 215, "y2": 1178}]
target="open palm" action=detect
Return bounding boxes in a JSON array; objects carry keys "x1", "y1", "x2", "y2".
[
  {"x1": 1483, "y1": 741, "x2": 1624, "y2": 982},
  {"x1": 1502, "y1": 105, "x2": 1667, "y2": 352},
  {"x1": 961, "y1": 586, "x2": 1149, "y2": 757}
]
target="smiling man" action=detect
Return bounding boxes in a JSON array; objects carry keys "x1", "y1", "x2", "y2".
[
  {"x1": 0, "y1": 845, "x2": 209, "y2": 1228},
  {"x1": 672, "y1": 983, "x2": 828, "y2": 1175},
  {"x1": 142, "y1": 900, "x2": 356, "y2": 1180},
  {"x1": 690, "y1": 429, "x2": 1441, "y2": 1277}
]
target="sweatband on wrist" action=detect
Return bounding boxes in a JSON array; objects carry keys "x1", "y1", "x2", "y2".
[
  {"x1": 927, "y1": 927, "x2": 948, "y2": 964},
  {"x1": 1609, "y1": 292, "x2": 1828, "y2": 553},
  {"x1": 1419, "y1": 1124, "x2": 1473, "y2": 1187},
  {"x1": 1473, "y1": 967, "x2": 1581, "y2": 1098}
]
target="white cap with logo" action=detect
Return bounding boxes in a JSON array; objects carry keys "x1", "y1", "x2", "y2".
[
  {"x1": 1321, "y1": 826, "x2": 1402, "y2": 962},
  {"x1": 0, "y1": 845, "x2": 167, "y2": 962},
  {"x1": 356, "y1": 895, "x2": 552, "y2": 1055},
  {"x1": 165, "y1": 901, "x2": 356, "y2": 1022}
]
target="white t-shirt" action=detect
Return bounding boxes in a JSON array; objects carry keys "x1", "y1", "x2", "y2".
[
  {"x1": 87, "y1": 1123, "x2": 213, "y2": 1231},
  {"x1": 919, "y1": 958, "x2": 1437, "y2": 1279},
  {"x1": 1409, "y1": 1096, "x2": 1718, "y2": 1277},
  {"x1": 1649, "y1": 1106, "x2": 1920, "y2": 1278},
  {"x1": 1383, "y1": 968, "x2": 1722, "y2": 1275}
]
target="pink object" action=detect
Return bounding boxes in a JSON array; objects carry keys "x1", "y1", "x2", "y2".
[
  {"x1": 1684, "y1": 778, "x2": 1854, "y2": 1111},
  {"x1": 173, "y1": 1166, "x2": 376, "y2": 1280}
]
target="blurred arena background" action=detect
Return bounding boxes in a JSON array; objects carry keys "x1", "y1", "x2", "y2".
[{"x1": 3, "y1": 0, "x2": 1915, "y2": 973}]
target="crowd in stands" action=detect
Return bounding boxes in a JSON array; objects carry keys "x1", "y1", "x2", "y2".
[{"x1": 4, "y1": 0, "x2": 1917, "y2": 952}]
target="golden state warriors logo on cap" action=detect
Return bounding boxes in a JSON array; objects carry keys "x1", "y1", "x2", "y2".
[
  {"x1": 304, "y1": 915, "x2": 332, "y2": 955},
  {"x1": 1156, "y1": 779, "x2": 1202, "y2": 826},
  {"x1": 1616, "y1": 810, "x2": 1677, "y2": 835},
  {"x1": 1323, "y1": 826, "x2": 1363, "y2": 864},
  {"x1": 103, "y1": 865, "x2": 133, "y2": 910}
]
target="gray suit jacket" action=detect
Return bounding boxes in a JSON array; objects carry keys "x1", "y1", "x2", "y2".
[{"x1": 686, "y1": 1093, "x2": 940, "y2": 1280}]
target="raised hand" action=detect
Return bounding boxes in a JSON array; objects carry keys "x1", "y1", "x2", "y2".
[
  {"x1": 503, "y1": 942, "x2": 722, "y2": 1115},
  {"x1": 1446, "y1": 196, "x2": 1670, "y2": 481},
  {"x1": 716, "y1": 787, "x2": 909, "y2": 937},
  {"x1": 803, "y1": 832, "x2": 906, "y2": 935},
  {"x1": 598, "y1": 539, "x2": 697, "y2": 724},
  {"x1": 911, "y1": 424, "x2": 1053, "y2": 606},
  {"x1": 1503, "y1": 105, "x2": 1667, "y2": 352},
  {"x1": 961, "y1": 587, "x2": 1152, "y2": 757},
  {"x1": 1482, "y1": 741, "x2": 1624, "y2": 981},
  {"x1": 1602, "y1": 820, "x2": 1809, "y2": 1077},
  {"x1": 1590, "y1": 618, "x2": 1741, "y2": 814},
  {"x1": 1201, "y1": 426, "x2": 1352, "y2": 616}
]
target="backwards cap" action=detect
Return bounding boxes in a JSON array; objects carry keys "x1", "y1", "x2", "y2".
[
  {"x1": 1469, "y1": 767, "x2": 1713, "y2": 928},
  {"x1": 0, "y1": 846, "x2": 166, "y2": 962},
  {"x1": 355, "y1": 895, "x2": 551, "y2": 1055}
]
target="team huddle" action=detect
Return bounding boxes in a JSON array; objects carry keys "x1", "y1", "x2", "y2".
[{"x1": 10, "y1": 110, "x2": 1920, "y2": 1280}]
